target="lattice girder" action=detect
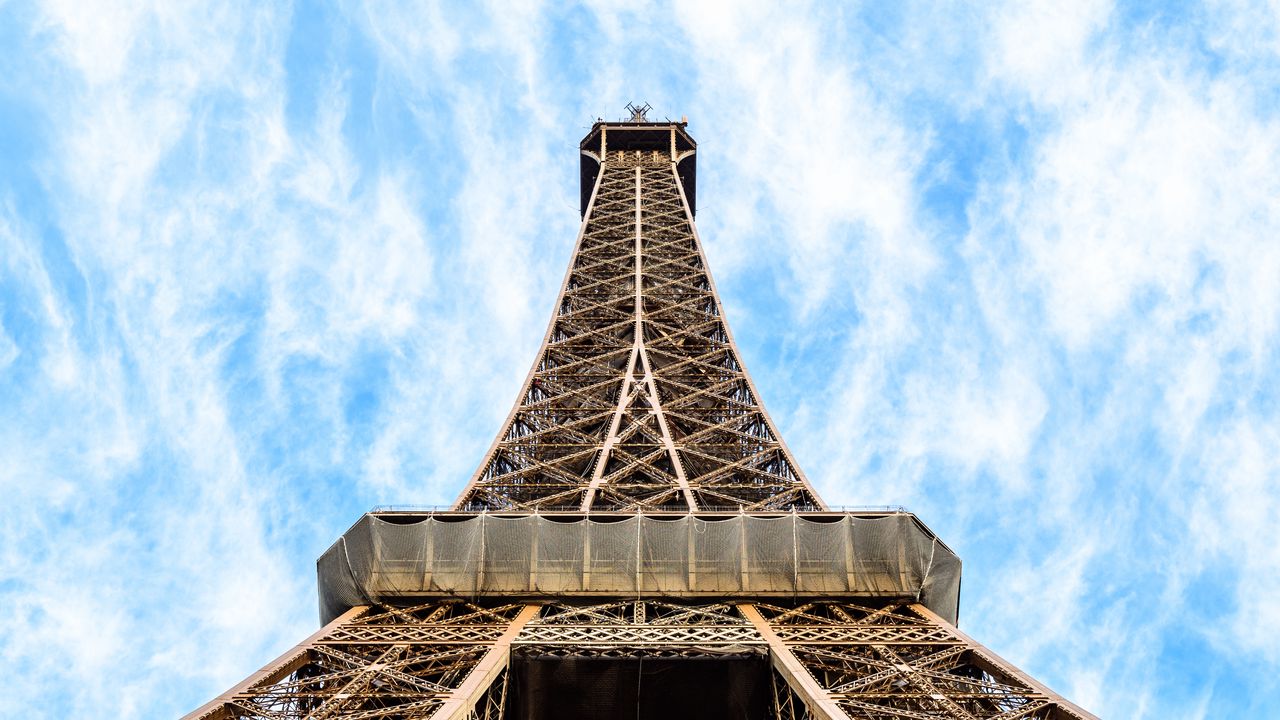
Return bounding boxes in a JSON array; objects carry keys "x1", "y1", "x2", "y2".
[
  {"x1": 189, "y1": 598, "x2": 1091, "y2": 720},
  {"x1": 185, "y1": 601, "x2": 536, "y2": 720},
  {"x1": 750, "y1": 601, "x2": 1094, "y2": 720},
  {"x1": 457, "y1": 151, "x2": 820, "y2": 513}
]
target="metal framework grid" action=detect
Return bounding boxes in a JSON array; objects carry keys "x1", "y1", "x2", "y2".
[
  {"x1": 187, "y1": 117, "x2": 1095, "y2": 720},
  {"x1": 459, "y1": 145, "x2": 819, "y2": 512},
  {"x1": 188, "y1": 599, "x2": 1090, "y2": 720}
]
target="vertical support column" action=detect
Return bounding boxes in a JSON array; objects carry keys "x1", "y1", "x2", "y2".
[
  {"x1": 897, "y1": 513, "x2": 911, "y2": 592},
  {"x1": 843, "y1": 516, "x2": 857, "y2": 592},
  {"x1": 738, "y1": 603, "x2": 847, "y2": 720},
  {"x1": 582, "y1": 521, "x2": 592, "y2": 588},
  {"x1": 791, "y1": 510, "x2": 800, "y2": 591},
  {"x1": 431, "y1": 603, "x2": 543, "y2": 720},
  {"x1": 528, "y1": 511, "x2": 539, "y2": 589},
  {"x1": 456, "y1": 137, "x2": 607, "y2": 512},
  {"x1": 635, "y1": 512, "x2": 643, "y2": 593},
  {"x1": 477, "y1": 512, "x2": 487, "y2": 594},
  {"x1": 688, "y1": 516, "x2": 697, "y2": 589},
  {"x1": 424, "y1": 516, "x2": 435, "y2": 591},
  {"x1": 633, "y1": 165, "x2": 643, "y2": 353}
]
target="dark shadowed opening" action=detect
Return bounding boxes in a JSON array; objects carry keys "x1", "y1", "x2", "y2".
[{"x1": 505, "y1": 653, "x2": 772, "y2": 720}]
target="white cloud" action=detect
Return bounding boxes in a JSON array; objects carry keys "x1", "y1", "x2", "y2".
[
  {"x1": 1193, "y1": 417, "x2": 1280, "y2": 661},
  {"x1": 37, "y1": 1, "x2": 146, "y2": 85},
  {"x1": 0, "y1": 319, "x2": 20, "y2": 370},
  {"x1": 987, "y1": 0, "x2": 1113, "y2": 104},
  {"x1": 2, "y1": 2, "x2": 1279, "y2": 718},
  {"x1": 949, "y1": 2, "x2": 1280, "y2": 711},
  {"x1": 0, "y1": 5, "x2": 317, "y2": 716},
  {"x1": 675, "y1": 0, "x2": 933, "y2": 320}
]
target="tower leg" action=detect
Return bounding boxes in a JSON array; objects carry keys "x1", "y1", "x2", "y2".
[
  {"x1": 430, "y1": 603, "x2": 541, "y2": 720},
  {"x1": 746, "y1": 601, "x2": 1098, "y2": 720},
  {"x1": 908, "y1": 603, "x2": 1097, "y2": 720},
  {"x1": 740, "y1": 603, "x2": 847, "y2": 720},
  {"x1": 183, "y1": 601, "x2": 538, "y2": 720},
  {"x1": 182, "y1": 606, "x2": 369, "y2": 720}
]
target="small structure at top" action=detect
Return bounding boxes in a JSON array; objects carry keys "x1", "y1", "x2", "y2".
[{"x1": 626, "y1": 101, "x2": 651, "y2": 122}]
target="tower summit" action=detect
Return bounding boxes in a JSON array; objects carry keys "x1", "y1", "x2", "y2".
[{"x1": 187, "y1": 112, "x2": 1095, "y2": 720}]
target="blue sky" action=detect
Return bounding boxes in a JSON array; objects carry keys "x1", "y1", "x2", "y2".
[{"x1": 1, "y1": 1, "x2": 1278, "y2": 717}]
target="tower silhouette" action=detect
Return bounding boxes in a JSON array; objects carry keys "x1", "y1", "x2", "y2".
[{"x1": 186, "y1": 112, "x2": 1095, "y2": 720}]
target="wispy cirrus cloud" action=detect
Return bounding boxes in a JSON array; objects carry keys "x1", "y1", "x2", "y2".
[{"x1": 1, "y1": 2, "x2": 1278, "y2": 718}]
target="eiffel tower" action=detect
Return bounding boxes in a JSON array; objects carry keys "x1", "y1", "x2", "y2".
[{"x1": 186, "y1": 106, "x2": 1096, "y2": 720}]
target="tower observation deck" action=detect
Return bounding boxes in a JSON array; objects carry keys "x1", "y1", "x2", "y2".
[{"x1": 186, "y1": 111, "x2": 1096, "y2": 720}]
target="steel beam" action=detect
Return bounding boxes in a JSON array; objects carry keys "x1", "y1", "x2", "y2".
[
  {"x1": 429, "y1": 603, "x2": 541, "y2": 720},
  {"x1": 740, "y1": 603, "x2": 848, "y2": 720},
  {"x1": 181, "y1": 606, "x2": 369, "y2": 720},
  {"x1": 909, "y1": 603, "x2": 1098, "y2": 720}
]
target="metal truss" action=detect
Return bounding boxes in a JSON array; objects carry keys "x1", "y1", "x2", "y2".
[
  {"x1": 773, "y1": 670, "x2": 819, "y2": 720},
  {"x1": 464, "y1": 667, "x2": 508, "y2": 720},
  {"x1": 189, "y1": 598, "x2": 1093, "y2": 720},
  {"x1": 457, "y1": 150, "x2": 821, "y2": 512},
  {"x1": 513, "y1": 599, "x2": 766, "y2": 655},
  {"x1": 746, "y1": 601, "x2": 1096, "y2": 720},
  {"x1": 184, "y1": 601, "x2": 539, "y2": 720}
]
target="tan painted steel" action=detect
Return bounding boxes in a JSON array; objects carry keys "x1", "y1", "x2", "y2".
[
  {"x1": 910, "y1": 603, "x2": 1099, "y2": 720},
  {"x1": 187, "y1": 601, "x2": 533, "y2": 720},
  {"x1": 748, "y1": 600, "x2": 1096, "y2": 720},
  {"x1": 740, "y1": 602, "x2": 848, "y2": 720},
  {"x1": 430, "y1": 603, "x2": 541, "y2": 720}
]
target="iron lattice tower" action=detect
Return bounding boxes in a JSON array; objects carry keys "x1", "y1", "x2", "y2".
[{"x1": 187, "y1": 112, "x2": 1095, "y2": 720}]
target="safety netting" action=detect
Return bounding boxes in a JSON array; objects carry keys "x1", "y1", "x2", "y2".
[{"x1": 318, "y1": 513, "x2": 960, "y2": 625}]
